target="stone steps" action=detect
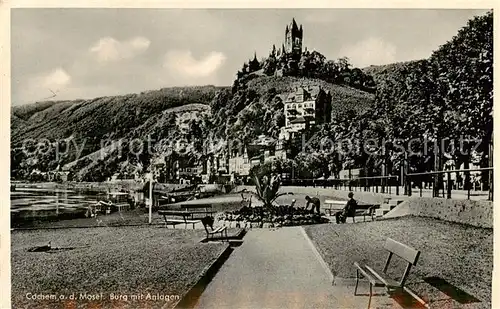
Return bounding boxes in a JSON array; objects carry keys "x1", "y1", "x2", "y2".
[
  {"x1": 375, "y1": 200, "x2": 404, "y2": 218},
  {"x1": 375, "y1": 208, "x2": 390, "y2": 217}
]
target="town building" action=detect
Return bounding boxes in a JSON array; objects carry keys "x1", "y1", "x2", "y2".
[
  {"x1": 228, "y1": 148, "x2": 251, "y2": 177},
  {"x1": 275, "y1": 130, "x2": 291, "y2": 160},
  {"x1": 283, "y1": 86, "x2": 332, "y2": 135},
  {"x1": 227, "y1": 135, "x2": 277, "y2": 177}
]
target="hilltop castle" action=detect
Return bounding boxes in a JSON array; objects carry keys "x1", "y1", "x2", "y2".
[
  {"x1": 277, "y1": 18, "x2": 303, "y2": 59},
  {"x1": 284, "y1": 18, "x2": 303, "y2": 56}
]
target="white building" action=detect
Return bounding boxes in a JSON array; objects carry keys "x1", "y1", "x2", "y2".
[{"x1": 283, "y1": 86, "x2": 332, "y2": 134}]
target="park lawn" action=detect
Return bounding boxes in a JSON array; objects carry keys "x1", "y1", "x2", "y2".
[
  {"x1": 304, "y1": 216, "x2": 492, "y2": 309},
  {"x1": 11, "y1": 226, "x2": 229, "y2": 309}
]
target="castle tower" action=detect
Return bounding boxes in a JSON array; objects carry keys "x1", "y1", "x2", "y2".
[{"x1": 284, "y1": 18, "x2": 303, "y2": 56}]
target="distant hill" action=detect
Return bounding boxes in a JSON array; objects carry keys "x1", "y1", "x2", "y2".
[
  {"x1": 362, "y1": 60, "x2": 422, "y2": 85},
  {"x1": 11, "y1": 86, "x2": 226, "y2": 180},
  {"x1": 10, "y1": 76, "x2": 375, "y2": 181},
  {"x1": 245, "y1": 76, "x2": 374, "y2": 113},
  {"x1": 11, "y1": 86, "x2": 224, "y2": 146}
]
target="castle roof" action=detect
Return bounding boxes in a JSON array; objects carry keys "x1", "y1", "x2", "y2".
[
  {"x1": 287, "y1": 18, "x2": 302, "y2": 34},
  {"x1": 286, "y1": 18, "x2": 302, "y2": 34},
  {"x1": 285, "y1": 86, "x2": 322, "y2": 103}
]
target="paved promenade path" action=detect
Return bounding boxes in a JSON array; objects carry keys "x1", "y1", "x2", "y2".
[{"x1": 194, "y1": 227, "x2": 395, "y2": 309}]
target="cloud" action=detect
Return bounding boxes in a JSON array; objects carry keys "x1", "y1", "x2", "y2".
[
  {"x1": 338, "y1": 37, "x2": 397, "y2": 68},
  {"x1": 163, "y1": 50, "x2": 226, "y2": 78},
  {"x1": 15, "y1": 68, "x2": 72, "y2": 103},
  {"x1": 41, "y1": 68, "x2": 71, "y2": 88},
  {"x1": 89, "y1": 36, "x2": 150, "y2": 62}
]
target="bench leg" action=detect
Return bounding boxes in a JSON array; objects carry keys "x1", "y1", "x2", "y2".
[
  {"x1": 354, "y1": 269, "x2": 360, "y2": 295},
  {"x1": 368, "y1": 283, "x2": 373, "y2": 309}
]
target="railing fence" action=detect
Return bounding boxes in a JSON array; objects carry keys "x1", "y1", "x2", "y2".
[{"x1": 280, "y1": 167, "x2": 493, "y2": 201}]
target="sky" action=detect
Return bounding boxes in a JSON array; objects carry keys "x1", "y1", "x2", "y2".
[{"x1": 11, "y1": 8, "x2": 490, "y2": 105}]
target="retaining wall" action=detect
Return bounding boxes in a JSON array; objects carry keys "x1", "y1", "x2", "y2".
[{"x1": 388, "y1": 197, "x2": 493, "y2": 229}]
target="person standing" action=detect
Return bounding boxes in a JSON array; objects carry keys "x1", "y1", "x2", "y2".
[{"x1": 305, "y1": 196, "x2": 321, "y2": 214}]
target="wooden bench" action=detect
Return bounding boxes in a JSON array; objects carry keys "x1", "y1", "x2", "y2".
[
  {"x1": 114, "y1": 203, "x2": 130, "y2": 212},
  {"x1": 329, "y1": 202, "x2": 377, "y2": 223},
  {"x1": 177, "y1": 203, "x2": 214, "y2": 218},
  {"x1": 323, "y1": 200, "x2": 346, "y2": 216},
  {"x1": 201, "y1": 217, "x2": 228, "y2": 241},
  {"x1": 157, "y1": 210, "x2": 201, "y2": 229},
  {"x1": 353, "y1": 238, "x2": 427, "y2": 308},
  {"x1": 347, "y1": 205, "x2": 377, "y2": 223}
]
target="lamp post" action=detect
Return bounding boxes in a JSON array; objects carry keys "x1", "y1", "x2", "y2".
[{"x1": 148, "y1": 172, "x2": 153, "y2": 224}]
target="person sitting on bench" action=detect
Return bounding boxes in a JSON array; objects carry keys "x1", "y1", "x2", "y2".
[
  {"x1": 305, "y1": 196, "x2": 321, "y2": 214},
  {"x1": 335, "y1": 192, "x2": 357, "y2": 224}
]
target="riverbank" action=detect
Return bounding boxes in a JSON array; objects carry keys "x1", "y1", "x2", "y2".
[
  {"x1": 11, "y1": 181, "x2": 196, "y2": 194},
  {"x1": 11, "y1": 197, "x2": 246, "y2": 229}
]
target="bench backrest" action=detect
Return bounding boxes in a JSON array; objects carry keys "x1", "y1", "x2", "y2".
[
  {"x1": 325, "y1": 200, "x2": 345, "y2": 205},
  {"x1": 383, "y1": 238, "x2": 421, "y2": 287},
  {"x1": 384, "y1": 238, "x2": 420, "y2": 265},
  {"x1": 158, "y1": 210, "x2": 189, "y2": 216},
  {"x1": 181, "y1": 203, "x2": 212, "y2": 210}
]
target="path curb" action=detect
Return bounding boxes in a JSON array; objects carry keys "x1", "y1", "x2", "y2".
[
  {"x1": 300, "y1": 227, "x2": 334, "y2": 283},
  {"x1": 173, "y1": 244, "x2": 234, "y2": 309}
]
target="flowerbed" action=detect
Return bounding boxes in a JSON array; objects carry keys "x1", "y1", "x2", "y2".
[{"x1": 217, "y1": 205, "x2": 330, "y2": 228}]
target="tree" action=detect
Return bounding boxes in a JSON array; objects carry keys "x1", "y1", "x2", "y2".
[{"x1": 263, "y1": 56, "x2": 277, "y2": 76}]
